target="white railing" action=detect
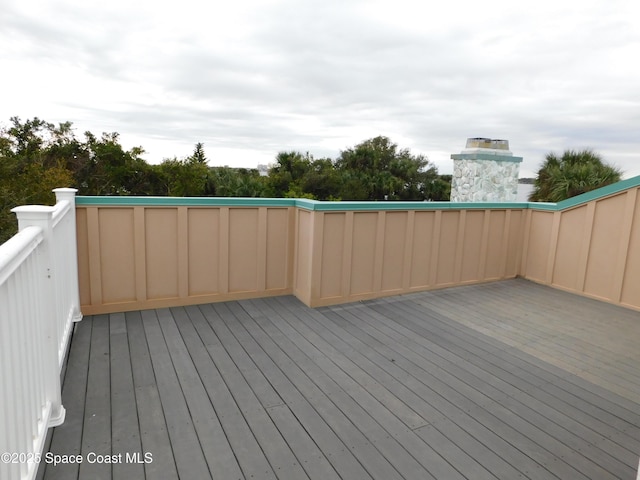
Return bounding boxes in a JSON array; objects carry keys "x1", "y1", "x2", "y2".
[{"x1": 0, "y1": 188, "x2": 82, "y2": 480}]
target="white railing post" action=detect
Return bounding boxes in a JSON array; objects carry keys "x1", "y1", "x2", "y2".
[
  {"x1": 11, "y1": 205, "x2": 66, "y2": 427},
  {"x1": 53, "y1": 188, "x2": 82, "y2": 324}
]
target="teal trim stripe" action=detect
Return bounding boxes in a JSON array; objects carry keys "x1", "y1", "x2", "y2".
[
  {"x1": 77, "y1": 196, "x2": 529, "y2": 211},
  {"x1": 75, "y1": 175, "x2": 640, "y2": 213},
  {"x1": 554, "y1": 175, "x2": 640, "y2": 210},
  {"x1": 76, "y1": 196, "x2": 298, "y2": 207},
  {"x1": 526, "y1": 202, "x2": 557, "y2": 211},
  {"x1": 528, "y1": 175, "x2": 640, "y2": 211},
  {"x1": 293, "y1": 199, "x2": 320, "y2": 211},
  {"x1": 303, "y1": 201, "x2": 528, "y2": 211}
]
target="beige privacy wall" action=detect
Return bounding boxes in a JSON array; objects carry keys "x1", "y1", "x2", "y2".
[
  {"x1": 521, "y1": 184, "x2": 640, "y2": 310},
  {"x1": 76, "y1": 205, "x2": 295, "y2": 314},
  {"x1": 295, "y1": 208, "x2": 525, "y2": 307},
  {"x1": 76, "y1": 177, "x2": 640, "y2": 314},
  {"x1": 76, "y1": 200, "x2": 526, "y2": 314}
]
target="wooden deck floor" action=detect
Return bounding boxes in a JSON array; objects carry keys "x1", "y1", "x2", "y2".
[{"x1": 40, "y1": 279, "x2": 640, "y2": 480}]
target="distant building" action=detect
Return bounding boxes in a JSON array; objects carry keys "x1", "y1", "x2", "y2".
[{"x1": 257, "y1": 164, "x2": 269, "y2": 177}]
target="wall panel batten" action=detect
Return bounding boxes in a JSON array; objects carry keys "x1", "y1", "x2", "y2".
[
  {"x1": 612, "y1": 189, "x2": 637, "y2": 302},
  {"x1": 87, "y1": 207, "x2": 102, "y2": 306},
  {"x1": 453, "y1": 210, "x2": 466, "y2": 283},
  {"x1": 228, "y1": 208, "x2": 259, "y2": 293},
  {"x1": 177, "y1": 207, "x2": 189, "y2": 299},
  {"x1": 498, "y1": 210, "x2": 510, "y2": 278},
  {"x1": 265, "y1": 208, "x2": 291, "y2": 291},
  {"x1": 341, "y1": 211, "x2": 354, "y2": 298},
  {"x1": 552, "y1": 206, "x2": 587, "y2": 290},
  {"x1": 381, "y1": 211, "x2": 406, "y2": 292},
  {"x1": 583, "y1": 195, "x2": 626, "y2": 300},
  {"x1": 429, "y1": 210, "x2": 442, "y2": 286},
  {"x1": 478, "y1": 210, "x2": 491, "y2": 280},
  {"x1": 576, "y1": 202, "x2": 596, "y2": 292},
  {"x1": 310, "y1": 211, "x2": 324, "y2": 301},
  {"x1": 519, "y1": 209, "x2": 532, "y2": 276},
  {"x1": 402, "y1": 210, "x2": 415, "y2": 290},
  {"x1": 545, "y1": 211, "x2": 562, "y2": 284},
  {"x1": 373, "y1": 211, "x2": 385, "y2": 293},
  {"x1": 145, "y1": 208, "x2": 178, "y2": 299},
  {"x1": 620, "y1": 189, "x2": 640, "y2": 307},
  {"x1": 219, "y1": 207, "x2": 230, "y2": 294},
  {"x1": 134, "y1": 207, "x2": 147, "y2": 302},
  {"x1": 286, "y1": 207, "x2": 296, "y2": 289},
  {"x1": 257, "y1": 208, "x2": 268, "y2": 292}
]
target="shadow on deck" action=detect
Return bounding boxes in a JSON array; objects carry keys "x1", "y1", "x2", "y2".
[{"x1": 41, "y1": 279, "x2": 640, "y2": 480}]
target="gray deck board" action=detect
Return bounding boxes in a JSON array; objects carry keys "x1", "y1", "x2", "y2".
[
  {"x1": 42, "y1": 316, "x2": 92, "y2": 480},
  {"x1": 109, "y1": 313, "x2": 144, "y2": 480},
  {"x1": 235, "y1": 299, "x2": 450, "y2": 480},
  {"x1": 41, "y1": 279, "x2": 640, "y2": 480},
  {"x1": 316, "y1": 300, "x2": 586, "y2": 479},
  {"x1": 212, "y1": 301, "x2": 406, "y2": 480},
  {"x1": 78, "y1": 315, "x2": 111, "y2": 480},
  {"x1": 415, "y1": 281, "x2": 640, "y2": 403},
  {"x1": 125, "y1": 310, "x2": 178, "y2": 480},
  {"x1": 368, "y1": 298, "x2": 639, "y2": 474},
  {"x1": 200, "y1": 302, "x2": 375, "y2": 479},
  {"x1": 141, "y1": 309, "x2": 211, "y2": 479}
]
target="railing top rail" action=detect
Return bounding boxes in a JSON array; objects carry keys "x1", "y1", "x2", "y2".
[
  {"x1": 0, "y1": 225, "x2": 43, "y2": 285},
  {"x1": 51, "y1": 199, "x2": 72, "y2": 227}
]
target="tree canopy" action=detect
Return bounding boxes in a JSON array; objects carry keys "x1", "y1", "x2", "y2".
[
  {"x1": 1, "y1": 116, "x2": 450, "y2": 243},
  {"x1": 335, "y1": 136, "x2": 442, "y2": 201},
  {"x1": 266, "y1": 136, "x2": 448, "y2": 201},
  {"x1": 529, "y1": 149, "x2": 622, "y2": 202}
]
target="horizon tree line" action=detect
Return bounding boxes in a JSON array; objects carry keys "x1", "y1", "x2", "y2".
[{"x1": 0, "y1": 116, "x2": 623, "y2": 243}]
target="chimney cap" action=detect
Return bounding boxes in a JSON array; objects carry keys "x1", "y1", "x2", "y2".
[{"x1": 465, "y1": 138, "x2": 509, "y2": 150}]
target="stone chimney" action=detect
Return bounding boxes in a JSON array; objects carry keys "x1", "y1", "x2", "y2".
[{"x1": 450, "y1": 138, "x2": 523, "y2": 202}]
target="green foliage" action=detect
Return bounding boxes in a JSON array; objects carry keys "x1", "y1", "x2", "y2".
[
  {"x1": 206, "y1": 167, "x2": 269, "y2": 197},
  {"x1": 191, "y1": 142, "x2": 207, "y2": 164},
  {"x1": 0, "y1": 160, "x2": 75, "y2": 243},
  {"x1": 0, "y1": 117, "x2": 76, "y2": 243},
  {"x1": 530, "y1": 149, "x2": 622, "y2": 202},
  {"x1": 427, "y1": 175, "x2": 452, "y2": 202},
  {"x1": 267, "y1": 151, "x2": 313, "y2": 197},
  {"x1": 79, "y1": 132, "x2": 161, "y2": 195},
  {"x1": 157, "y1": 156, "x2": 209, "y2": 196},
  {"x1": 336, "y1": 136, "x2": 443, "y2": 200},
  {"x1": 1, "y1": 116, "x2": 452, "y2": 244},
  {"x1": 7, "y1": 116, "x2": 51, "y2": 159},
  {"x1": 267, "y1": 152, "x2": 343, "y2": 200}
]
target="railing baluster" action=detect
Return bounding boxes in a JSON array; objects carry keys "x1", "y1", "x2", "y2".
[{"x1": 0, "y1": 188, "x2": 80, "y2": 480}]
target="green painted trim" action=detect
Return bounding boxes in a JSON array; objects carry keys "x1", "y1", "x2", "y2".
[
  {"x1": 451, "y1": 153, "x2": 523, "y2": 163},
  {"x1": 290, "y1": 198, "x2": 531, "y2": 211},
  {"x1": 305, "y1": 201, "x2": 528, "y2": 211},
  {"x1": 75, "y1": 175, "x2": 640, "y2": 213},
  {"x1": 292, "y1": 198, "x2": 321, "y2": 211},
  {"x1": 76, "y1": 196, "x2": 530, "y2": 211},
  {"x1": 76, "y1": 196, "x2": 298, "y2": 207},
  {"x1": 554, "y1": 175, "x2": 640, "y2": 210},
  {"x1": 528, "y1": 175, "x2": 640, "y2": 212},
  {"x1": 526, "y1": 202, "x2": 558, "y2": 211}
]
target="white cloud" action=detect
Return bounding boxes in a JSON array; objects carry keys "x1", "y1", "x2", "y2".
[{"x1": 1, "y1": 0, "x2": 639, "y2": 178}]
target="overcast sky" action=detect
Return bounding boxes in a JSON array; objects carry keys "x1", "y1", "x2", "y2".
[{"x1": 2, "y1": 0, "x2": 639, "y2": 178}]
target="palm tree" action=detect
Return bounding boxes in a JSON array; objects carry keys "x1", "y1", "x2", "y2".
[{"x1": 529, "y1": 149, "x2": 622, "y2": 202}]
